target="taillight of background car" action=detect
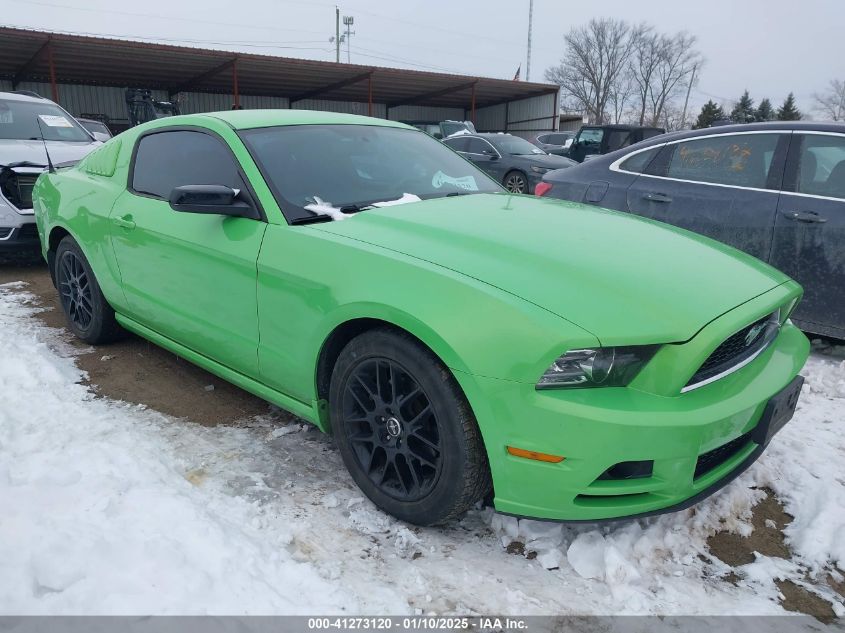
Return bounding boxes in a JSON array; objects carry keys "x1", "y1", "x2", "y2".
[{"x1": 534, "y1": 182, "x2": 553, "y2": 197}]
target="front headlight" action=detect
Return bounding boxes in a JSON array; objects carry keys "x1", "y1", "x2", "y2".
[
  {"x1": 530, "y1": 166, "x2": 550, "y2": 174},
  {"x1": 536, "y1": 346, "x2": 659, "y2": 389}
]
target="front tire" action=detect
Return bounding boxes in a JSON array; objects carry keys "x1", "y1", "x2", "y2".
[
  {"x1": 55, "y1": 236, "x2": 123, "y2": 344},
  {"x1": 329, "y1": 328, "x2": 491, "y2": 525},
  {"x1": 504, "y1": 170, "x2": 529, "y2": 194}
]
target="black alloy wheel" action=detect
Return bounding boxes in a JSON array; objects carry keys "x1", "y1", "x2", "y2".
[
  {"x1": 54, "y1": 236, "x2": 124, "y2": 344},
  {"x1": 58, "y1": 249, "x2": 94, "y2": 331},
  {"x1": 329, "y1": 328, "x2": 491, "y2": 525},
  {"x1": 341, "y1": 357, "x2": 442, "y2": 502}
]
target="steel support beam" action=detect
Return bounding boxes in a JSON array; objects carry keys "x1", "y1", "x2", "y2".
[
  {"x1": 289, "y1": 70, "x2": 373, "y2": 104},
  {"x1": 232, "y1": 58, "x2": 240, "y2": 108},
  {"x1": 387, "y1": 80, "x2": 477, "y2": 109},
  {"x1": 47, "y1": 40, "x2": 58, "y2": 103},
  {"x1": 12, "y1": 36, "x2": 51, "y2": 89},
  {"x1": 170, "y1": 57, "x2": 238, "y2": 97},
  {"x1": 367, "y1": 73, "x2": 373, "y2": 117},
  {"x1": 475, "y1": 87, "x2": 558, "y2": 111}
]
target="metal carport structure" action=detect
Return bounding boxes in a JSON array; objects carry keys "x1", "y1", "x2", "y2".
[{"x1": 0, "y1": 27, "x2": 560, "y2": 134}]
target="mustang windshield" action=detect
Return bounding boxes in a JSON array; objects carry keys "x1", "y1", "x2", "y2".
[{"x1": 240, "y1": 124, "x2": 503, "y2": 222}]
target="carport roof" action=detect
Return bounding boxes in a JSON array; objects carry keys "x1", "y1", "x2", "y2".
[{"x1": 0, "y1": 27, "x2": 559, "y2": 110}]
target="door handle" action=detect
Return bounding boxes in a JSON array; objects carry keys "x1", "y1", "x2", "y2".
[
  {"x1": 782, "y1": 210, "x2": 827, "y2": 224},
  {"x1": 113, "y1": 215, "x2": 136, "y2": 230},
  {"x1": 643, "y1": 192, "x2": 673, "y2": 203}
]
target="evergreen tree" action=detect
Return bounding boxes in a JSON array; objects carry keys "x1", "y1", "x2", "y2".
[
  {"x1": 731, "y1": 90, "x2": 756, "y2": 123},
  {"x1": 777, "y1": 93, "x2": 802, "y2": 120},
  {"x1": 755, "y1": 98, "x2": 774, "y2": 122},
  {"x1": 693, "y1": 100, "x2": 726, "y2": 129}
]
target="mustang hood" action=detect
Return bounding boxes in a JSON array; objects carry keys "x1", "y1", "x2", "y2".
[{"x1": 313, "y1": 194, "x2": 790, "y2": 343}]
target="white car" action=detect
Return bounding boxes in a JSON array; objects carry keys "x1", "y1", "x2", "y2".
[{"x1": 0, "y1": 91, "x2": 100, "y2": 253}]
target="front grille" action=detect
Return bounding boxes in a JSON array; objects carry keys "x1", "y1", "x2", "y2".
[
  {"x1": 0, "y1": 227, "x2": 12, "y2": 239},
  {"x1": 0, "y1": 172, "x2": 38, "y2": 210},
  {"x1": 685, "y1": 312, "x2": 778, "y2": 390},
  {"x1": 694, "y1": 430, "x2": 754, "y2": 479},
  {"x1": 17, "y1": 224, "x2": 39, "y2": 239}
]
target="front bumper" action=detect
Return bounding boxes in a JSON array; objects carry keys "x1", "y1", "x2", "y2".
[
  {"x1": 0, "y1": 214, "x2": 39, "y2": 251},
  {"x1": 455, "y1": 286, "x2": 810, "y2": 522}
]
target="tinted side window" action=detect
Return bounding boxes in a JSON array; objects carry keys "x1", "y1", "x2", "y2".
[
  {"x1": 796, "y1": 134, "x2": 845, "y2": 199},
  {"x1": 466, "y1": 138, "x2": 495, "y2": 155},
  {"x1": 666, "y1": 134, "x2": 780, "y2": 188},
  {"x1": 578, "y1": 128, "x2": 603, "y2": 145},
  {"x1": 619, "y1": 146, "x2": 661, "y2": 174},
  {"x1": 536, "y1": 134, "x2": 550, "y2": 144},
  {"x1": 443, "y1": 137, "x2": 468, "y2": 152},
  {"x1": 132, "y1": 130, "x2": 241, "y2": 199}
]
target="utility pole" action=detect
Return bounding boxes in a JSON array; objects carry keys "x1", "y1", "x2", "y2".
[
  {"x1": 526, "y1": 0, "x2": 533, "y2": 81},
  {"x1": 680, "y1": 63, "x2": 698, "y2": 129},
  {"x1": 335, "y1": 6, "x2": 340, "y2": 63},
  {"x1": 343, "y1": 15, "x2": 355, "y2": 63}
]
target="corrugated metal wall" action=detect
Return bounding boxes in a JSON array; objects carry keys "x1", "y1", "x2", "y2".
[
  {"x1": 176, "y1": 91, "x2": 288, "y2": 114},
  {"x1": 475, "y1": 92, "x2": 558, "y2": 137},
  {"x1": 1, "y1": 81, "x2": 558, "y2": 135},
  {"x1": 387, "y1": 105, "x2": 464, "y2": 123}
]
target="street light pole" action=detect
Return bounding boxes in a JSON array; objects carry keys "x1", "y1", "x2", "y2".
[
  {"x1": 526, "y1": 0, "x2": 533, "y2": 81},
  {"x1": 335, "y1": 6, "x2": 340, "y2": 63}
]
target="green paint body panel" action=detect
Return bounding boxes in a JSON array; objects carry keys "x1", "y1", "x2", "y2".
[{"x1": 32, "y1": 110, "x2": 809, "y2": 521}]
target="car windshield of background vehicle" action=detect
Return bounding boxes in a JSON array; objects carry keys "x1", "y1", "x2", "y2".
[
  {"x1": 666, "y1": 133, "x2": 780, "y2": 188},
  {"x1": 0, "y1": 99, "x2": 91, "y2": 142},
  {"x1": 489, "y1": 135, "x2": 546, "y2": 155},
  {"x1": 797, "y1": 134, "x2": 845, "y2": 199},
  {"x1": 240, "y1": 125, "x2": 503, "y2": 222}
]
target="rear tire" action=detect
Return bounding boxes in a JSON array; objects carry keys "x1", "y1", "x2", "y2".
[
  {"x1": 55, "y1": 236, "x2": 124, "y2": 344},
  {"x1": 329, "y1": 328, "x2": 491, "y2": 525}
]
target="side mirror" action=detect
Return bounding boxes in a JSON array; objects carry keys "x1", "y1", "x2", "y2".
[
  {"x1": 168, "y1": 184, "x2": 260, "y2": 220},
  {"x1": 91, "y1": 131, "x2": 111, "y2": 142}
]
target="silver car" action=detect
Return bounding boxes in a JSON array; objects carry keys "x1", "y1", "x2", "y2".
[{"x1": 0, "y1": 91, "x2": 100, "y2": 253}]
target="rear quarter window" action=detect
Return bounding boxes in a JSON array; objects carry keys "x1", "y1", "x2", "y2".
[{"x1": 618, "y1": 146, "x2": 661, "y2": 174}]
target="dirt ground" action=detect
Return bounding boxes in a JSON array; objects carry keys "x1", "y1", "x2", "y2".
[{"x1": 0, "y1": 255, "x2": 840, "y2": 619}]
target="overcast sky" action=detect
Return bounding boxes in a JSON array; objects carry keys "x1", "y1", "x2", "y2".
[{"x1": 2, "y1": 0, "x2": 841, "y2": 114}]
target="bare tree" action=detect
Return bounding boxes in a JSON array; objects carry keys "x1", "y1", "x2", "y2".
[
  {"x1": 545, "y1": 18, "x2": 634, "y2": 124},
  {"x1": 813, "y1": 79, "x2": 845, "y2": 121},
  {"x1": 646, "y1": 32, "x2": 701, "y2": 127},
  {"x1": 629, "y1": 24, "x2": 662, "y2": 125}
]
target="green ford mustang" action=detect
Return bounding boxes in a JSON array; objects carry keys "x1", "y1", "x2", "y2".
[{"x1": 33, "y1": 111, "x2": 809, "y2": 525}]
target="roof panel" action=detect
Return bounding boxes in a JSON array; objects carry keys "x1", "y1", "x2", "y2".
[{"x1": 0, "y1": 26, "x2": 558, "y2": 109}]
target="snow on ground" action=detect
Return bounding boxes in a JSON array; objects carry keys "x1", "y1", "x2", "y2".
[{"x1": 0, "y1": 282, "x2": 843, "y2": 616}]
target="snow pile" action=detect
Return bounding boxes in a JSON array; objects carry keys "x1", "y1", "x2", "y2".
[
  {"x1": 1, "y1": 281, "x2": 843, "y2": 616},
  {"x1": 304, "y1": 193, "x2": 421, "y2": 221},
  {"x1": 0, "y1": 284, "x2": 404, "y2": 615}
]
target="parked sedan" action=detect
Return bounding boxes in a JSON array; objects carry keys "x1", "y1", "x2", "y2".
[
  {"x1": 34, "y1": 111, "x2": 808, "y2": 525},
  {"x1": 530, "y1": 131, "x2": 575, "y2": 156},
  {"x1": 538, "y1": 121, "x2": 845, "y2": 339},
  {"x1": 443, "y1": 133, "x2": 576, "y2": 193}
]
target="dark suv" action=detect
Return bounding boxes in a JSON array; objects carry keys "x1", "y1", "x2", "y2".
[
  {"x1": 568, "y1": 125, "x2": 664, "y2": 162},
  {"x1": 0, "y1": 91, "x2": 100, "y2": 253}
]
